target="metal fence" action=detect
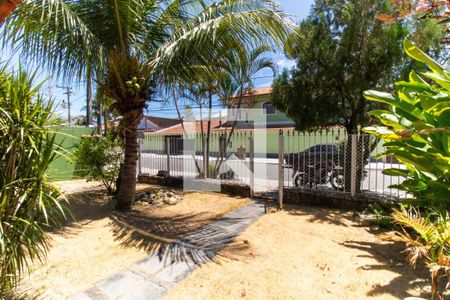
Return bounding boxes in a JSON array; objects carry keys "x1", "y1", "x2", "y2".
[
  {"x1": 139, "y1": 131, "x2": 255, "y2": 186},
  {"x1": 138, "y1": 128, "x2": 406, "y2": 199},
  {"x1": 281, "y1": 129, "x2": 406, "y2": 199}
]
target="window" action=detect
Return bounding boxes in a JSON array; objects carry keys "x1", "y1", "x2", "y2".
[{"x1": 262, "y1": 102, "x2": 276, "y2": 114}]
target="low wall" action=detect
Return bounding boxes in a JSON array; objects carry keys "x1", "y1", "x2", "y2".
[
  {"x1": 283, "y1": 188, "x2": 379, "y2": 210},
  {"x1": 137, "y1": 174, "x2": 251, "y2": 198}
]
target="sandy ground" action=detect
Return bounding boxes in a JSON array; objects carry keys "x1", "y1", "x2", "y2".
[
  {"x1": 21, "y1": 180, "x2": 250, "y2": 299},
  {"x1": 164, "y1": 205, "x2": 431, "y2": 300}
]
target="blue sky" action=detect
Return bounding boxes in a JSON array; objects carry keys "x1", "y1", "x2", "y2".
[{"x1": 0, "y1": 0, "x2": 314, "y2": 119}]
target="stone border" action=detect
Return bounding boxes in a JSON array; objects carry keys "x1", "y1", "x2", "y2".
[{"x1": 137, "y1": 174, "x2": 251, "y2": 198}]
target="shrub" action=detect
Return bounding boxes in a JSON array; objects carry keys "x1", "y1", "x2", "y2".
[
  {"x1": 74, "y1": 134, "x2": 123, "y2": 194},
  {"x1": 382, "y1": 207, "x2": 450, "y2": 300},
  {"x1": 361, "y1": 201, "x2": 401, "y2": 229},
  {"x1": 364, "y1": 40, "x2": 450, "y2": 299},
  {"x1": 0, "y1": 68, "x2": 67, "y2": 296},
  {"x1": 364, "y1": 39, "x2": 450, "y2": 209}
]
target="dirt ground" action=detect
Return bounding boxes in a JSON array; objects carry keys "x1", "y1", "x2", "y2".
[
  {"x1": 165, "y1": 205, "x2": 431, "y2": 300},
  {"x1": 22, "y1": 180, "x2": 250, "y2": 299}
]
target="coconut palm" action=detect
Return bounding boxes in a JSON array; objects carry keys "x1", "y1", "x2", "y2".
[{"x1": 4, "y1": 0, "x2": 293, "y2": 210}]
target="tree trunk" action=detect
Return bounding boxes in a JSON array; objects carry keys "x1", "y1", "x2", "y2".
[
  {"x1": 97, "y1": 100, "x2": 103, "y2": 135},
  {"x1": 205, "y1": 92, "x2": 212, "y2": 177},
  {"x1": 103, "y1": 109, "x2": 108, "y2": 134},
  {"x1": 116, "y1": 108, "x2": 142, "y2": 210}
]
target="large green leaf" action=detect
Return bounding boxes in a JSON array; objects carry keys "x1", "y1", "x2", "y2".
[
  {"x1": 404, "y1": 39, "x2": 445, "y2": 75},
  {"x1": 364, "y1": 90, "x2": 423, "y2": 120}
]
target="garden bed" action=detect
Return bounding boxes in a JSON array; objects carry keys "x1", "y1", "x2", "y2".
[{"x1": 21, "y1": 180, "x2": 250, "y2": 299}]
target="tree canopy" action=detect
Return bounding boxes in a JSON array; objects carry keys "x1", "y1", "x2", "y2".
[
  {"x1": 4, "y1": 0, "x2": 294, "y2": 209},
  {"x1": 271, "y1": 0, "x2": 444, "y2": 133}
]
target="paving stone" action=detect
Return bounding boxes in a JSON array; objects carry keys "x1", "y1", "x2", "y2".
[
  {"x1": 116, "y1": 280, "x2": 166, "y2": 300},
  {"x1": 153, "y1": 261, "x2": 197, "y2": 283},
  {"x1": 70, "y1": 293, "x2": 93, "y2": 300},
  {"x1": 136, "y1": 255, "x2": 165, "y2": 276},
  {"x1": 95, "y1": 270, "x2": 147, "y2": 299}
]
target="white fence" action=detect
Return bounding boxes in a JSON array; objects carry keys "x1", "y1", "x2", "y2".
[{"x1": 138, "y1": 129, "x2": 406, "y2": 199}]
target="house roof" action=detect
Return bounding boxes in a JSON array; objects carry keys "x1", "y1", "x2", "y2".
[
  {"x1": 148, "y1": 119, "x2": 224, "y2": 135},
  {"x1": 232, "y1": 87, "x2": 272, "y2": 99},
  {"x1": 145, "y1": 116, "x2": 182, "y2": 128}
]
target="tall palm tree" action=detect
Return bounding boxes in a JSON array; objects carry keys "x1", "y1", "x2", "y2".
[
  {"x1": 213, "y1": 43, "x2": 277, "y2": 173},
  {"x1": 5, "y1": 0, "x2": 294, "y2": 210}
]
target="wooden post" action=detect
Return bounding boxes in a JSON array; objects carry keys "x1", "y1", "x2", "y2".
[
  {"x1": 166, "y1": 137, "x2": 171, "y2": 176},
  {"x1": 278, "y1": 130, "x2": 284, "y2": 209},
  {"x1": 249, "y1": 134, "x2": 254, "y2": 198}
]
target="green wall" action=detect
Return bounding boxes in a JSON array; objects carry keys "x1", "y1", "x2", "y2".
[
  {"x1": 48, "y1": 126, "x2": 94, "y2": 181},
  {"x1": 143, "y1": 129, "x2": 348, "y2": 156}
]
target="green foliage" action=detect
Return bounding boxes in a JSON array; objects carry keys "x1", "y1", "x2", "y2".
[
  {"x1": 364, "y1": 40, "x2": 450, "y2": 209},
  {"x1": 0, "y1": 68, "x2": 67, "y2": 296},
  {"x1": 361, "y1": 201, "x2": 401, "y2": 229},
  {"x1": 74, "y1": 135, "x2": 123, "y2": 194},
  {"x1": 271, "y1": 0, "x2": 444, "y2": 133},
  {"x1": 383, "y1": 207, "x2": 450, "y2": 300},
  {"x1": 5, "y1": 0, "x2": 295, "y2": 209}
]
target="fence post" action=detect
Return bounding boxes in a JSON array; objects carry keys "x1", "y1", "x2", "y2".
[
  {"x1": 166, "y1": 137, "x2": 171, "y2": 176},
  {"x1": 350, "y1": 134, "x2": 357, "y2": 197},
  {"x1": 249, "y1": 134, "x2": 254, "y2": 198},
  {"x1": 138, "y1": 137, "x2": 142, "y2": 175},
  {"x1": 278, "y1": 130, "x2": 284, "y2": 209}
]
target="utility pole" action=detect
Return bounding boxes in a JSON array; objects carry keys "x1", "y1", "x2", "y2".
[
  {"x1": 86, "y1": 64, "x2": 93, "y2": 127},
  {"x1": 57, "y1": 85, "x2": 73, "y2": 126}
]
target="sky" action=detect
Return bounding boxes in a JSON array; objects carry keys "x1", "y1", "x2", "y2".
[{"x1": 0, "y1": 0, "x2": 315, "y2": 120}]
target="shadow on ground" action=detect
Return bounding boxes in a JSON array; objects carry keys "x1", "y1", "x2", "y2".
[
  {"x1": 344, "y1": 237, "x2": 431, "y2": 299},
  {"x1": 108, "y1": 206, "x2": 253, "y2": 267},
  {"x1": 284, "y1": 204, "x2": 355, "y2": 227},
  {"x1": 283, "y1": 204, "x2": 432, "y2": 299}
]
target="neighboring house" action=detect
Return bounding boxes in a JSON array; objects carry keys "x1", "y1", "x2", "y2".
[
  {"x1": 138, "y1": 116, "x2": 182, "y2": 132},
  {"x1": 225, "y1": 87, "x2": 295, "y2": 129},
  {"x1": 146, "y1": 119, "x2": 224, "y2": 154}
]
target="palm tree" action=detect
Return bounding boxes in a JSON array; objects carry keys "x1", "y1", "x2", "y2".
[
  {"x1": 213, "y1": 43, "x2": 277, "y2": 174},
  {"x1": 5, "y1": 0, "x2": 294, "y2": 210}
]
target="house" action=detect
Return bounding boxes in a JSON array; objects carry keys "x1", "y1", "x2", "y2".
[
  {"x1": 225, "y1": 87, "x2": 295, "y2": 129},
  {"x1": 138, "y1": 116, "x2": 182, "y2": 132},
  {"x1": 145, "y1": 118, "x2": 224, "y2": 154}
]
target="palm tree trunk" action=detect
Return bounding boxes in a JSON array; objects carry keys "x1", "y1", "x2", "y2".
[
  {"x1": 103, "y1": 109, "x2": 108, "y2": 134},
  {"x1": 97, "y1": 100, "x2": 103, "y2": 135},
  {"x1": 116, "y1": 108, "x2": 142, "y2": 210},
  {"x1": 206, "y1": 92, "x2": 212, "y2": 177}
]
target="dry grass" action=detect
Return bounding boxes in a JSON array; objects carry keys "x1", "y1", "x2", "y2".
[
  {"x1": 164, "y1": 205, "x2": 430, "y2": 300},
  {"x1": 21, "y1": 180, "x2": 250, "y2": 299}
]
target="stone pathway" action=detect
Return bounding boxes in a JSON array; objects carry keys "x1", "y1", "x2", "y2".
[{"x1": 70, "y1": 201, "x2": 265, "y2": 300}]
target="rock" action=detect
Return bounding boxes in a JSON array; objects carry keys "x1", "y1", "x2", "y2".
[
  {"x1": 152, "y1": 200, "x2": 162, "y2": 206},
  {"x1": 137, "y1": 194, "x2": 148, "y2": 202},
  {"x1": 166, "y1": 191, "x2": 174, "y2": 197},
  {"x1": 167, "y1": 197, "x2": 178, "y2": 205}
]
